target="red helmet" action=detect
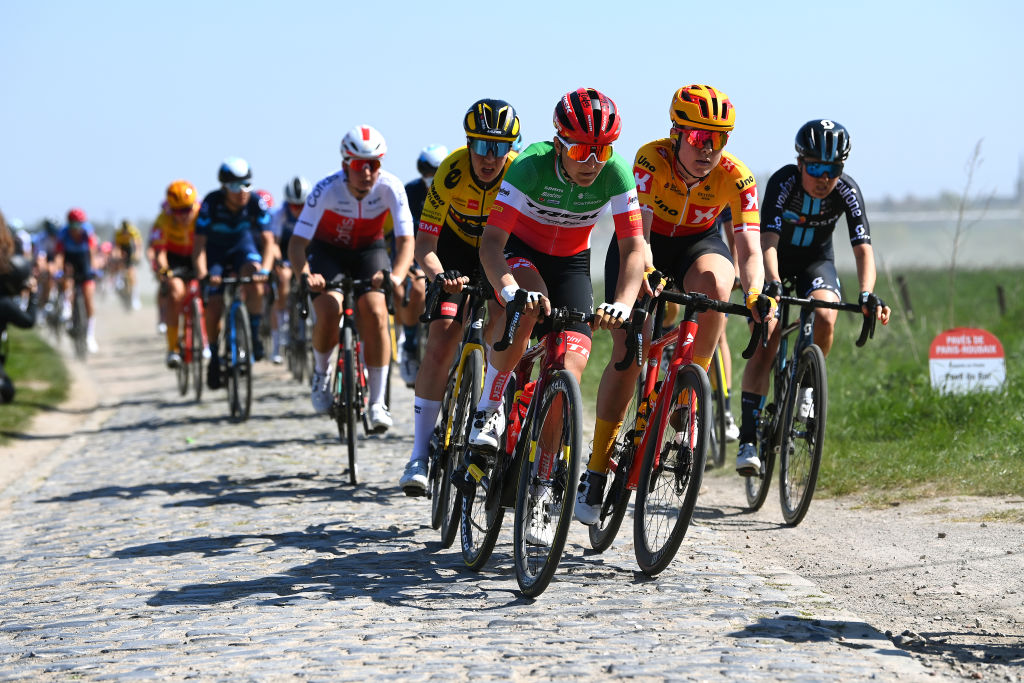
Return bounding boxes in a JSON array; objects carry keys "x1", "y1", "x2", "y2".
[
  {"x1": 553, "y1": 87, "x2": 622, "y2": 145},
  {"x1": 67, "y1": 207, "x2": 87, "y2": 223}
]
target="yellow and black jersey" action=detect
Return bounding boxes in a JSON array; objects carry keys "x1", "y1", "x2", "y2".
[{"x1": 418, "y1": 146, "x2": 518, "y2": 247}]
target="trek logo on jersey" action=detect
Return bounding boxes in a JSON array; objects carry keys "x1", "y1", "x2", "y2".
[
  {"x1": 633, "y1": 168, "x2": 652, "y2": 193},
  {"x1": 741, "y1": 187, "x2": 758, "y2": 212},
  {"x1": 688, "y1": 204, "x2": 719, "y2": 225}
]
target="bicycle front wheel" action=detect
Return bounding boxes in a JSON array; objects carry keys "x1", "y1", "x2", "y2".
[
  {"x1": 429, "y1": 365, "x2": 459, "y2": 530},
  {"x1": 72, "y1": 289, "x2": 88, "y2": 360},
  {"x1": 744, "y1": 368, "x2": 779, "y2": 511},
  {"x1": 341, "y1": 326, "x2": 359, "y2": 486},
  {"x1": 634, "y1": 364, "x2": 709, "y2": 576},
  {"x1": 588, "y1": 374, "x2": 643, "y2": 553},
  {"x1": 779, "y1": 344, "x2": 827, "y2": 526},
  {"x1": 513, "y1": 369, "x2": 583, "y2": 598},
  {"x1": 229, "y1": 306, "x2": 253, "y2": 421},
  {"x1": 191, "y1": 303, "x2": 205, "y2": 402},
  {"x1": 176, "y1": 332, "x2": 189, "y2": 396},
  {"x1": 439, "y1": 347, "x2": 482, "y2": 549}
]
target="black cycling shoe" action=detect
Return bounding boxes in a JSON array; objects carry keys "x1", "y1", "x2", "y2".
[
  {"x1": 451, "y1": 451, "x2": 488, "y2": 498},
  {"x1": 206, "y1": 357, "x2": 223, "y2": 390}
]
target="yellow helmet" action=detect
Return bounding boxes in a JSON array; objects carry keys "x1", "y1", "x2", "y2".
[
  {"x1": 166, "y1": 179, "x2": 198, "y2": 210},
  {"x1": 670, "y1": 85, "x2": 735, "y2": 132}
]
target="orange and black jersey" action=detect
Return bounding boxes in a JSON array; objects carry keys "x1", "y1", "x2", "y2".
[{"x1": 418, "y1": 146, "x2": 518, "y2": 247}]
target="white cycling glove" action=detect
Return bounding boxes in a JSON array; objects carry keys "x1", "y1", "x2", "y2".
[
  {"x1": 598, "y1": 301, "x2": 631, "y2": 321},
  {"x1": 500, "y1": 285, "x2": 543, "y2": 305}
]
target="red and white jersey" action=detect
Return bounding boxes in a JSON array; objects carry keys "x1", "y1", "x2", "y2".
[{"x1": 294, "y1": 169, "x2": 413, "y2": 249}]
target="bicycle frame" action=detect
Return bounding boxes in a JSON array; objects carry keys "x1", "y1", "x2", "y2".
[{"x1": 181, "y1": 278, "x2": 208, "y2": 365}]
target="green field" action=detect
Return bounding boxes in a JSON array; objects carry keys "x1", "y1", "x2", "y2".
[
  {"x1": 581, "y1": 268, "x2": 1024, "y2": 501},
  {"x1": 0, "y1": 328, "x2": 69, "y2": 444}
]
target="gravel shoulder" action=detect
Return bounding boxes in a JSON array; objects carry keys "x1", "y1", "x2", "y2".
[{"x1": 700, "y1": 470, "x2": 1024, "y2": 680}]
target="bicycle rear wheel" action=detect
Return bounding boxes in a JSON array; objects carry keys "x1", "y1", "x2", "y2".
[
  {"x1": 72, "y1": 288, "x2": 88, "y2": 360},
  {"x1": 779, "y1": 344, "x2": 827, "y2": 526},
  {"x1": 341, "y1": 326, "x2": 360, "y2": 486},
  {"x1": 634, "y1": 364, "x2": 709, "y2": 576},
  {"x1": 706, "y1": 347, "x2": 727, "y2": 470},
  {"x1": 429, "y1": 365, "x2": 459, "y2": 530},
  {"x1": 228, "y1": 306, "x2": 253, "y2": 421},
  {"x1": 744, "y1": 370, "x2": 779, "y2": 511},
  {"x1": 439, "y1": 347, "x2": 481, "y2": 549},
  {"x1": 513, "y1": 370, "x2": 583, "y2": 598},
  {"x1": 191, "y1": 303, "x2": 205, "y2": 402},
  {"x1": 175, "y1": 333, "x2": 189, "y2": 396},
  {"x1": 588, "y1": 375, "x2": 644, "y2": 553}
]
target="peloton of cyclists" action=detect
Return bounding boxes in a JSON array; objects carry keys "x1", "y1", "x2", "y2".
[
  {"x1": 287, "y1": 124, "x2": 415, "y2": 433},
  {"x1": 54, "y1": 208, "x2": 100, "y2": 353},
  {"x1": 735, "y1": 119, "x2": 890, "y2": 476},
  {"x1": 193, "y1": 157, "x2": 274, "y2": 388},
  {"x1": 397, "y1": 99, "x2": 521, "y2": 495}
]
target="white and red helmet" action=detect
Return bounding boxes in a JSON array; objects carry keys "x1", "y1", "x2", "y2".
[{"x1": 340, "y1": 125, "x2": 388, "y2": 161}]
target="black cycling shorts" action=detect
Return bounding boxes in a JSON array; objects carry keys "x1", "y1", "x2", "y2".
[
  {"x1": 429, "y1": 226, "x2": 488, "y2": 322},
  {"x1": 781, "y1": 257, "x2": 841, "y2": 298},
  {"x1": 604, "y1": 226, "x2": 732, "y2": 301},
  {"x1": 503, "y1": 233, "x2": 592, "y2": 339},
  {"x1": 307, "y1": 239, "x2": 390, "y2": 298}
]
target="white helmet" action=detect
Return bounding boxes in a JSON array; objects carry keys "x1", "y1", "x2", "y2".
[
  {"x1": 340, "y1": 124, "x2": 387, "y2": 160},
  {"x1": 417, "y1": 144, "x2": 449, "y2": 176},
  {"x1": 283, "y1": 176, "x2": 311, "y2": 204}
]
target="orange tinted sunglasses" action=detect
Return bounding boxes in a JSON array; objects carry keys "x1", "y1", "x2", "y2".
[{"x1": 556, "y1": 135, "x2": 613, "y2": 163}]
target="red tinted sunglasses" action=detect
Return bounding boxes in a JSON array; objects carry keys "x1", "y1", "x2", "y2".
[
  {"x1": 348, "y1": 158, "x2": 381, "y2": 173},
  {"x1": 675, "y1": 127, "x2": 730, "y2": 151}
]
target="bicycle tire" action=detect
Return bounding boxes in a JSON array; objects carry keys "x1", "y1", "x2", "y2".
[
  {"x1": 229, "y1": 306, "x2": 253, "y2": 421},
  {"x1": 744, "y1": 369, "x2": 779, "y2": 511},
  {"x1": 706, "y1": 347, "x2": 727, "y2": 470},
  {"x1": 72, "y1": 288, "x2": 87, "y2": 360},
  {"x1": 779, "y1": 344, "x2": 827, "y2": 526},
  {"x1": 588, "y1": 375, "x2": 643, "y2": 553},
  {"x1": 439, "y1": 347, "x2": 481, "y2": 549},
  {"x1": 176, "y1": 332, "x2": 189, "y2": 396},
  {"x1": 341, "y1": 326, "x2": 359, "y2": 486},
  {"x1": 428, "y1": 365, "x2": 459, "y2": 530},
  {"x1": 191, "y1": 303, "x2": 204, "y2": 402},
  {"x1": 634, "y1": 364, "x2": 709, "y2": 576},
  {"x1": 513, "y1": 369, "x2": 583, "y2": 598}
]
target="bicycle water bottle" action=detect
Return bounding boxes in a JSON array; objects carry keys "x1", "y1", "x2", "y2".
[
  {"x1": 634, "y1": 381, "x2": 662, "y2": 446},
  {"x1": 504, "y1": 380, "x2": 536, "y2": 453}
]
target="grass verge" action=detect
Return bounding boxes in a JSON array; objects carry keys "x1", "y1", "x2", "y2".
[{"x1": 0, "y1": 328, "x2": 70, "y2": 444}]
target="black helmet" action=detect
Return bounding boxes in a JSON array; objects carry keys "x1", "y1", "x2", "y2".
[
  {"x1": 463, "y1": 99, "x2": 520, "y2": 140},
  {"x1": 795, "y1": 120, "x2": 851, "y2": 162},
  {"x1": 217, "y1": 156, "x2": 253, "y2": 184}
]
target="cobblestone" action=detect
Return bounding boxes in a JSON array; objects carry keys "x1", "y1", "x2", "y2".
[{"x1": 0, "y1": 299, "x2": 947, "y2": 681}]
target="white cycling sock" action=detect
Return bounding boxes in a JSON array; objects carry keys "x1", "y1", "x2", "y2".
[
  {"x1": 410, "y1": 396, "x2": 442, "y2": 463},
  {"x1": 367, "y1": 365, "x2": 388, "y2": 405},
  {"x1": 313, "y1": 348, "x2": 331, "y2": 374},
  {"x1": 87, "y1": 317, "x2": 96, "y2": 337},
  {"x1": 477, "y1": 360, "x2": 510, "y2": 412}
]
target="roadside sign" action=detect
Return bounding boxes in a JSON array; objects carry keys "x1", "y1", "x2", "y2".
[{"x1": 928, "y1": 327, "x2": 1006, "y2": 394}]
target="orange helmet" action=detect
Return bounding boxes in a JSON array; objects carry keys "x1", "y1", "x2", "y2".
[
  {"x1": 670, "y1": 85, "x2": 735, "y2": 132},
  {"x1": 166, "y1": 180, "x2": 198, "y2": 210}
]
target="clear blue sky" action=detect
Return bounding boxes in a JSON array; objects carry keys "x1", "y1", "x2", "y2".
[{"x1": 2, "y1": 0, "x2": 1022, "y2": 227}]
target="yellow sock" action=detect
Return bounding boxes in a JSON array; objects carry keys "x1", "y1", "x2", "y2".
[
  {"x1": 693, "y1": 355, "x2": 713, "y2": 372},
  {"x1": 588, "y1": 417, "x2": 623, "y2": 473},
  {"x1": 166, "y1": 324, "x2": 179, "y2": 352}
]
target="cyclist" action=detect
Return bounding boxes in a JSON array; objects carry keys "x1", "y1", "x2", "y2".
[
  {"x1": 287, "y1": 124, "x2": 414, "y2": 432},
  {"x1": 193, "y1": 157, "x2": 274, "y2": 388},
  {"x1": 397, "y1": 100, "x2": 520, "y2": 495},
  {"x1": 153, "y1": 179, "x2": 200, "y2": 368},
  {"x1": 31, "y1": 219, "x2": 60, "y2": 318},
  {"x1": 735, "y1": 119, "x2": 891, "y2": 476},
  {"x1": 1, "y1": 210, "x2": 37, "y2": 402},
  {"x1": 576, "y1": 85, "x2": 775, "y2": 524},
  {"x1": 468, "y1": 88, "x2": 646, "y2": 544},
  {"x1": 54, "y1": 208, "x2": 100, "y2": 352},
  {"x1": 267, "y1": 176, "x2": 309, "y2": 365},
  {"x1": 114, "y1": 220, "x2": 143, "y2": 309},
  {"x1": 396, "y1": 143, "x2": 449, "y2": 386}
]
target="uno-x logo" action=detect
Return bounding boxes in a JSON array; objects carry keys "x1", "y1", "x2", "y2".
[
  {"x1": 633, "y1": 168, "x2": 652, "y2": 193},
  {"x1": 690, "y1": 205, "x2": 717, "y2": 224},
  {"x1": 742, "y1": 188, "x2": 758, "y2": 211}
]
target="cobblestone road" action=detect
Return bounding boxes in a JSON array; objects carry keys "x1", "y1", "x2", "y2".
[{"x1": 0, "y1": 297, "x2": 942, "y2": 681}]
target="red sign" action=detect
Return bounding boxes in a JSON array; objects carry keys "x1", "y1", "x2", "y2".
[{"x1": 928, "y1": 327, "x2": 1006, "y2": 394}]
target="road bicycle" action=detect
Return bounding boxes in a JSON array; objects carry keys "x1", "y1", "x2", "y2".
[
  {"x1": 458, "y1": 291, "x2": 595, "y2": 597},
  {"x1": 706, "y1": 346, "x2": 728, "y2": 470},
  {"x1": 171, "y1": 270, "x2": 208, "y2": 402},
  {"x1": 216, "y1": 276, "x2": 256, "y2": 421},
  {"x1": 302, "y1": 273, "x2": 393, "y2": 486},
  {"x1": 67, "y1": 279, "x2": 89, "y2": 361},
  {"x1": 589, "y1": 286, "x2": 766, "y2": 576},
  {"x1": 743, "y1": 293, "x2": 878, "y2": 525},
  {"x1": 286, "y1": 278, "x2": 314, "y2": 384},
  {"x1": 411, "y1": 274, "x2": 487, "y2": 549}
]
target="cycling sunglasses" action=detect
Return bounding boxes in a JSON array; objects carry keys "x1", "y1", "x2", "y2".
[
  {"x1": 468, "y1": 138, "x2": 513, "y2": 158},
  {"x1": 555, "y1": 135, "x2": 613, "y2": 163},
  {"x1": 348, "y1": 158, "x2": 381, "y2": 173},
  {"x1": 803, "y1": 161, "x2": 844, "y2": 178},
  {"x1": 223, "y1": 181, "x2": 252, "y2": 193},
  {"x1": 675, "y1": 127, "x2": 729, "y2": 151}
]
